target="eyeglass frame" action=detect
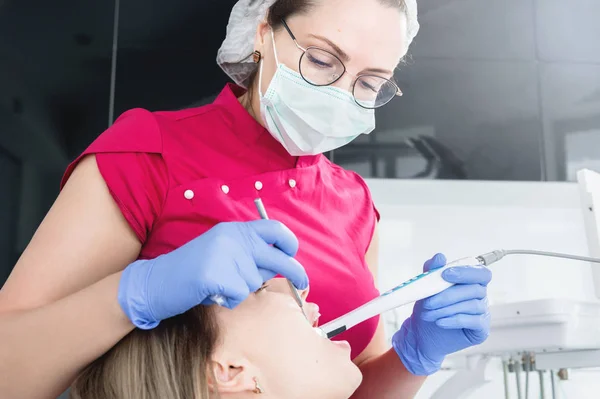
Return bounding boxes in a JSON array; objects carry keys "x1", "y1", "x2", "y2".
[{"x1": 278, "y1": 19, "x2": 402, "y2": 109}]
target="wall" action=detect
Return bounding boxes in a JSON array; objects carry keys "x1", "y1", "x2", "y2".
[
  {"x1": 0, "y1": 148, "x2": 20, "y2": 283},
  {"x1": 334, "y1": 0, "x2": 600, "y2": 182},
  {"x1": 0, "y1": 102, "x2": 67, "y2": 286},
  {"x1": 368, "y1": 178, "x2": 600, "y2": 398}
]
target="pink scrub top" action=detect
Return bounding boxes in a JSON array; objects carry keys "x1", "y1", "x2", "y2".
[{"x1": 61, "y1": 84, "x2": 381, "y2": 359}]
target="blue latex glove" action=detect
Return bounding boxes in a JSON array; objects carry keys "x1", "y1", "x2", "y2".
[
  {"x1": 392, "y1": 253, "x2": 492, "y2": 375},
  {"x1": 118, "y1": 220, "x2": 308, "y2": 329}
]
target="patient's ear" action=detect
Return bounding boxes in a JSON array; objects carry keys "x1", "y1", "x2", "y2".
[{"x1": 207, "y1": 355, "x2": 259, "y2": 394}]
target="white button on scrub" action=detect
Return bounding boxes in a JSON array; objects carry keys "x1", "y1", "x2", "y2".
[
  {"x1": 221, "y1": 185, "x2": 230, "y2": 194},
  {"x1": 255, "y1": 181, "x2": 263, "y2": 190},
  {"x1": 288, "y1": 179, "x2": 297, "y2": 188},
  {"x1": 184, "y1": 189, "x2": 194, "y2": 200}
]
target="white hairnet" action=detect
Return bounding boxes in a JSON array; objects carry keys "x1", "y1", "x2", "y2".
[{"x1": 216, "y1": 0, "x2": 420, "y2": 88}]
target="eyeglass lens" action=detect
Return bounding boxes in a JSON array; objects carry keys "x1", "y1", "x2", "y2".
[{"x1": 299, "y1": 47, "x2": 398, "y2": 109}]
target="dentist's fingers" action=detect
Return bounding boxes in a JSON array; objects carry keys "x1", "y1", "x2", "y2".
[
  {"x1": 422, "y1": 284, "x2": 487, "y2": 310},
  {"x1": 441, "y1": 266, "x2": 492, "y2": 286},
  {"x1": 435, "y1": 313, "x2": 490, "y2": 332},
  {"x1": 423, "y1": 253, "x2": 447, "y2": 272},
  {"x1": 420, "y1": 299, "x2": 488, "y2": 322}
]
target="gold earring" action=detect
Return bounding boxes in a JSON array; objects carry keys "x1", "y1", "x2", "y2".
[
  {"x1": 252, "y1": 50, "x2": 262, "y2": 64},
  {"x1": 253, "y1": 377, "x2": 263, "y2": 394}
]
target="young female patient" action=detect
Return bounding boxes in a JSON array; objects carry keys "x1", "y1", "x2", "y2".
[{"x1": 70, "y1": 278, "x2": 362, "y2": 399}]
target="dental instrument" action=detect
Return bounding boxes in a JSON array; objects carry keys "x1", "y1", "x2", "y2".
[
  {"x1": 318, "y1": 249, "x2": 600, "y2": 339},
  {"x1": 550, "y1": 371, "x2": 557, "y2": 399},
  {"x1": 539, "y1": 370, "x2": 546, "y2": 399},
  {"x1": 502, "y1": 359, "x2": 511, "y2": 399},
  {"x1": 524, "y1": 354, "x2": 531, "y2": 399},
  {"x1": 210, "y1": 199, "x2": 309, "y2": 315},
  {"x1": 252, "y1": 198, "x2": 307, "y2": 314},
  {"x1": 515, "y1": 358, "x2": 523, "y2": 399}
]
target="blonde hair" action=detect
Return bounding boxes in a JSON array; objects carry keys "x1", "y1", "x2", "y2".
[{"x1": 70, "y1": 306, "x2": 219, "y2": 399}]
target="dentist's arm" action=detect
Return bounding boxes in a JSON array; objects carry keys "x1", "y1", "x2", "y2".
[
  {"x1": 351, "y1": 226, "x2": 427, "y2": 399},
  {"x1": 0, "y1": 155, "x2": 308, "y2": 399},
  {"x1": 0, "y1": 155, "x2": 141, "y2": 399},
  {"x1": 351, "y1": 226, "x2": 492, "y2": 399}
]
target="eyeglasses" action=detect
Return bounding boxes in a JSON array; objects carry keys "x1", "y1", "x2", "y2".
[{"x1": 280, "y1": 19, "x2": 402, "y2": 109}]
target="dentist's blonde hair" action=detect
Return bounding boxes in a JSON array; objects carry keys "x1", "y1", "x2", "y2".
[{"x1": 70, "y1": 306, "x2": 219, "y2": 399}]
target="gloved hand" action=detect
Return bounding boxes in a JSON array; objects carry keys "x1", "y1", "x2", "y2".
[
  {"x1": 118, "y1": 220, "x2": 308, "y2": 329},
  {"x1": 392, "y1": 253, "x2": 492, "y2": 375}
]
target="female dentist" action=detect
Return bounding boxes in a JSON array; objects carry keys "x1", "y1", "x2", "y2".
[{"x1": 0, "y1": 0, "x2": 492, "y2": 398}]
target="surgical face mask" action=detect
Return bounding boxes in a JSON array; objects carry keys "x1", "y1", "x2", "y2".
[{"x1": 258, "y1": 30, "x2": 376, "y2": 156}]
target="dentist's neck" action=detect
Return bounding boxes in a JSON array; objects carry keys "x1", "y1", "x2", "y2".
[{"x1": 238, "y1": 83, "x2": 264, "y2": 129}]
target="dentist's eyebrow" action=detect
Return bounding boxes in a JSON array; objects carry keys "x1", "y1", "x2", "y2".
[
  {"x1": 307, "y1": 34, "x2": 394, "y2": 76},
  {"x1": 308, "y1": 34, "x2": 350, "y2": 62}
]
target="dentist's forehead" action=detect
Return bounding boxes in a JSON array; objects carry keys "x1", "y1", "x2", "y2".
[{"x1": 287, "y1": 0, "x2": 409, "y2": 69}]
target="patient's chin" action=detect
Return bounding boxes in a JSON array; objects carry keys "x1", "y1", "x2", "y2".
[
  {"x1": 334, "y1": 356, "x2": 363, "y2": 398},
  {"x1": 341, "y1": 365, "x2": 363, "y2": 398}
]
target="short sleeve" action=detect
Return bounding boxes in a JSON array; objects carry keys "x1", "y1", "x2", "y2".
[
  {"x1": 365, "y1": 191, "x2": 380, "y2": 254},
  {"x1": 61, "y1": 108, "x2": 169, "y2": 243},
  {"x1": 373, "y1": 204, "x2": 381, "y2": 222}
]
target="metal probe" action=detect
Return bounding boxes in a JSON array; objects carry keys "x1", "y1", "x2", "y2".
[
  {"x1": 208, "y1": 199, "x2": 309, "y2": 311},
  {"x1": 253, "y1": 198, "x2": 308, "y2": 320}
]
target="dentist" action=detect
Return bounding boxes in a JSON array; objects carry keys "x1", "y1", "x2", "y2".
[{"x1": 0, "y1": 0, "x2": 492, "y2": 398}]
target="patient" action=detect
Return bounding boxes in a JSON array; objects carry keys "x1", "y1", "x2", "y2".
[{"x1": 70, "y1": 279, "x2": 362, "y2": 399}]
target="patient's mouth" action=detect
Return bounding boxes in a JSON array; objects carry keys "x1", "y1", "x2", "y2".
[
  {"x1": 331, "y1": 340, "x2": 351, "y2": 351},
  {"x1": 305, "y1": 303, "x2": 320, "y2": 325},
  {"x1": 312, "y1": 312, "x2": 321, "y2": 327}
]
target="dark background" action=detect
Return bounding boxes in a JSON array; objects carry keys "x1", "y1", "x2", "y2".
[{"x1": 1, "y1": 0, "x2": 599, "y2": 287}]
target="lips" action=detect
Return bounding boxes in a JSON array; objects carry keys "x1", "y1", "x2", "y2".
[
  {"x1": 331, "y1": 340, "x2": 351, "y2": 351},
  {"x1": 304, "y1": 302, "x2": 321, "y2": 326},
  {"x1": 312, "y1": 312, "x2": 322, "y2": 327}
]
